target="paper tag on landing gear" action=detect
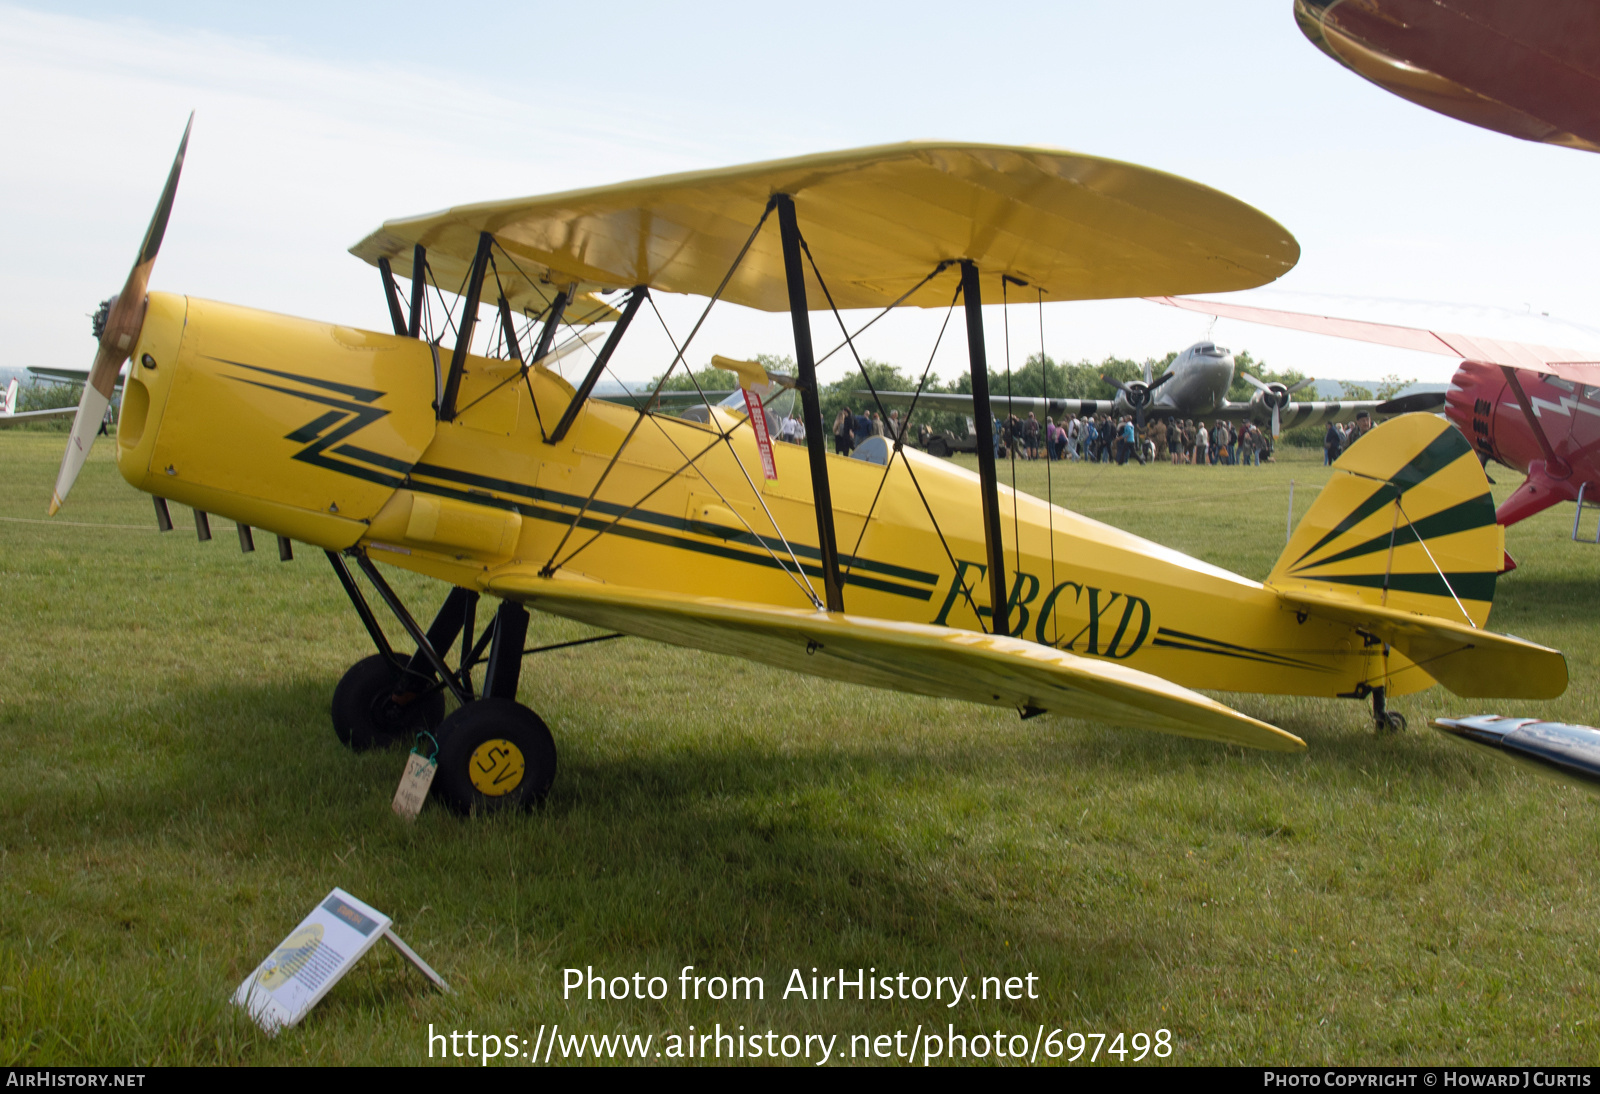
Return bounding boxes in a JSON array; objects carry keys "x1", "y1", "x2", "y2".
[{"x1": 392, "y1": 752, "x2": 437, "y2": 819}]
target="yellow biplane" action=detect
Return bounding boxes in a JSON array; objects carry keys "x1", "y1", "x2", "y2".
[{"x1": 51, "y1": 121, "x2": 1567, "y2": 814}]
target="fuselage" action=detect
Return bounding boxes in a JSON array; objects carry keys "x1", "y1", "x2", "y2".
[
  {"x1": 1146, "y1": 341, "x2": 1235, "y2": 416},
  {"x1": 118, "y1": 294, "x2": 1433, "y2": 700}
]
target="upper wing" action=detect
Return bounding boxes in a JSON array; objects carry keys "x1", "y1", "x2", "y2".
[
  {"x1": 1148, "y1": 296, "x2": 1600, "y2": 388},
  {"x1": 353, "y1": 142, "x2": 1300, "y2": 313},
  {"x1": 487, "y1": 575, "x2": 1305, "y2": 752}
]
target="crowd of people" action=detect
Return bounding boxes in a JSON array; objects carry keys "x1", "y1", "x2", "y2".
[
  {"x1": 783, "y1": 407, "x2": 1372, "y2": 468},
  {"x1": 1323, "y1": 415, "x2": 1372, "y2": 465},
  {"x1": 995, "y1": 411, "x2": 1277, "y2": 466},
  {"x1": 826, "y1": 407, "x2": 908, "y2": 455}
]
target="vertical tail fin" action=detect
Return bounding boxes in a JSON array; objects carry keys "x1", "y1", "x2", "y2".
[
  {"x1": 1267, "y1": 414, "x2": 1502, "y2": 627},
  {"x1": 3, "y1": 378, "x2": 15, "y2": 416}
]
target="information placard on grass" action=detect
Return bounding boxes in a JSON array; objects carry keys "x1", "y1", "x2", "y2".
[{"x1": 233, "y1": 887, "x2": 447, "y2": 1034}]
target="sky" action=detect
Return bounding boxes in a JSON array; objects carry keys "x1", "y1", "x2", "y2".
[{"x1": 4, "y1": 1, "x2": 1600, "y2": 390}]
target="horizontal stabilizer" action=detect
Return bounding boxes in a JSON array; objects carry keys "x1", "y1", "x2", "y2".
[
  {"x1": 1276, "y1": 587, "x2": 1567, "y2": 700},
  {"x1": 488, "y1": 576, "x2": 1305, "y2": 752},
  {"x1": 0, "y1": 406, "x2": 78, "y2": 428}
]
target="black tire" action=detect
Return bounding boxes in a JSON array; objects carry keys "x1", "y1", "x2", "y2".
[
  {"x1": 432, "y1": 699, "x2": 557, "y2": 815},
  {"x1": 330, "y1": 654, "x2": 445, "y2": 752},
  {"x1": 1383, "y1": 711, "x2": 1408, "y2": 734},
  {"x1": 927, "y1": 435, "x2": 950, "y2": 458}
]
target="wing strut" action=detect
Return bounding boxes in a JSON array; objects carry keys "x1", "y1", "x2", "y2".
[
  {"x1": 407, "y1": 244, "x2": 426, "y2": 338},
  {"x1": 549, "y1": 287, "x2": 646, "y2": 444},
  {"x1": 1500, "y1": 365, "x2": 1569, "y2": 474},
  {"x1": 961, "y1": 260, "x2": 1010, "y2": 637},
  {"x1": 439, "y1": 231, "x2": 495, "y2": 421},
  {"x1": 378, "y1": 257, "x2": 408, "y2": 337},
  {"x1": 776, "y1": 194, "x2": 845, "y2": 612}
]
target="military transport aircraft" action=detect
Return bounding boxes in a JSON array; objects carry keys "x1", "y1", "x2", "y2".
[
  {"x1": 48, "y1": 123, "x2": 1567, "y2": 815},
  {"x1": 1151, "y1": 296, "x2": 1600, "y2": 534},
  {"x1": 865, "y1": 337, "x2": 1443, "y2": 439}
]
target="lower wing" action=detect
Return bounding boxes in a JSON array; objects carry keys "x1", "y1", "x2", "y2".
[{"x1": 487, "y1": 575, "x2": 1305, "y2": 752}]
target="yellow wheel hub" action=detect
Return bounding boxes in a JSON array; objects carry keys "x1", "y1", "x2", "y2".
[{"x1": 468, "y1": 738, "x2": 525, "y2": 796}]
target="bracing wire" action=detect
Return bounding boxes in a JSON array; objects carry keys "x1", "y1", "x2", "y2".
[
  {"x1": 1002, "y1": 278, "x2": 1021, "y2": 589},
  {"x1": 794, "y1": 243, "x2": 988, "y2": 631},
  {"x1": 539, "y1": 200, "x2": 777, "y2": 575},
  {"x1": 1039, "y1": 287, "x2": 1058, "y2": 646}
]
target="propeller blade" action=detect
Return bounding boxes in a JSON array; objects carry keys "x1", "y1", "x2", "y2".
[
  {"x1": 1101, "y1": 375, "x2": 1127, "y2": 393},
  {"x1": 1271, "y1": 404, "x2": 1281, "y2": 438},
  {"x1": 1148, "y1": 371, "x2": 1176, "y2": 391},
  {"x1": 50, "y1": 114, "x2": 192, "y2": 516},
  {"x1": 1286, "y1": 376, "x2": 1316, "y2": 394},
  {"x1": 1241, "y1": 372, "x2": 1271, "y2": 393}
]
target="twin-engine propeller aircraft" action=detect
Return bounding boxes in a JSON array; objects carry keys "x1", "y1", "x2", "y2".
[
  {"x1": 865, "y1": 337, "x2": 1442, "y2": 438},
  {"x1": 1151, "y1": 296, "x2": 1600, "y2": 536},
  {"x1": 51, "y1": 125, "x2": 1568, "y2": 814}
]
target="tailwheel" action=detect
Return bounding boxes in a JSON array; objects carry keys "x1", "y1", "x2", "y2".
[
  {"x1": 330, "y1": 654, "x2": 445, "y2": 751},
  {"x1": 431, "y1": 698, "x2": 556, "y2": 815},
  {"x1": 1380, "y1": 711, "x2": 1407, "y2": 734}
]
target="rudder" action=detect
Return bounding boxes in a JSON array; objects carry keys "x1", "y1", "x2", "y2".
[{"x1": 1268, "y1": 414, "x2": 1502, "y2": 628}]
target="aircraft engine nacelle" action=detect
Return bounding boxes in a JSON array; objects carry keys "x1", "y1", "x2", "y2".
[
  {"x1": 1119, "y1": 381, "x2": 1153, "y2": 411},
  {"x1": 116, "y1": 293, "x2": 438, "y2": 550},
  {"x1": 1249, "y1": 384, "x2": 1291, "y2": 414}
]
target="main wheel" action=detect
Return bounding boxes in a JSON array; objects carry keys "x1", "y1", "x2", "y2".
[
  {"x1": 330, "y1": 654, "x2": 445, "y2": 751},
  {"x1": 431, "y1": 698, "x2": 557, "y2": 815},
  {"x1": 927, "y1": 435, "x2": 950, "y2": 458}
]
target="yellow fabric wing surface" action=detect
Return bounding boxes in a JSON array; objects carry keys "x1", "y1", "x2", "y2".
[
  {"x1": 488, "y1": 577, "x2": 1305, "y2": 752},
  {"x1": 351, "y1": 142, "x2": 1300, "y2": 312}
]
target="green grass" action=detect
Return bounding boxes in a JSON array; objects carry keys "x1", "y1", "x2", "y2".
[{"x1": 2, "y1": 433, "x2": 1598, "y2": 1066}]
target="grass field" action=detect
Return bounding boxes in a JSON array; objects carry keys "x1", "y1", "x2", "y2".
[{"x1": 2, "y1": 430, "x2": 1598, "y2": 1066}]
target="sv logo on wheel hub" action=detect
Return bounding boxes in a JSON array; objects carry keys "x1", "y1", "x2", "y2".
[{"x1": 468, "y1": 738, "x2": 525, "y2": 796}]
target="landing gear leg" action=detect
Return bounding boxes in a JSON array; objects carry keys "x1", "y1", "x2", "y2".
[
  {"x1": 324, "y1": 552, "x2": 561, "y2": 811},
  {"x1": 1371, "y1": 686, "x2": 1406, "y2": 734},
  {"x1": 326, "y1": 550, "x2": 476, "y2": 750},
  {"x1": 431, "y1": 601, "x2": 556, "y2": 814}
]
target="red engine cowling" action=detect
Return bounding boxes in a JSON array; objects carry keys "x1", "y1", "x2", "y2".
[{"x1": 1445, "y1": 359, "x2": 1599, "y2": 527}]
